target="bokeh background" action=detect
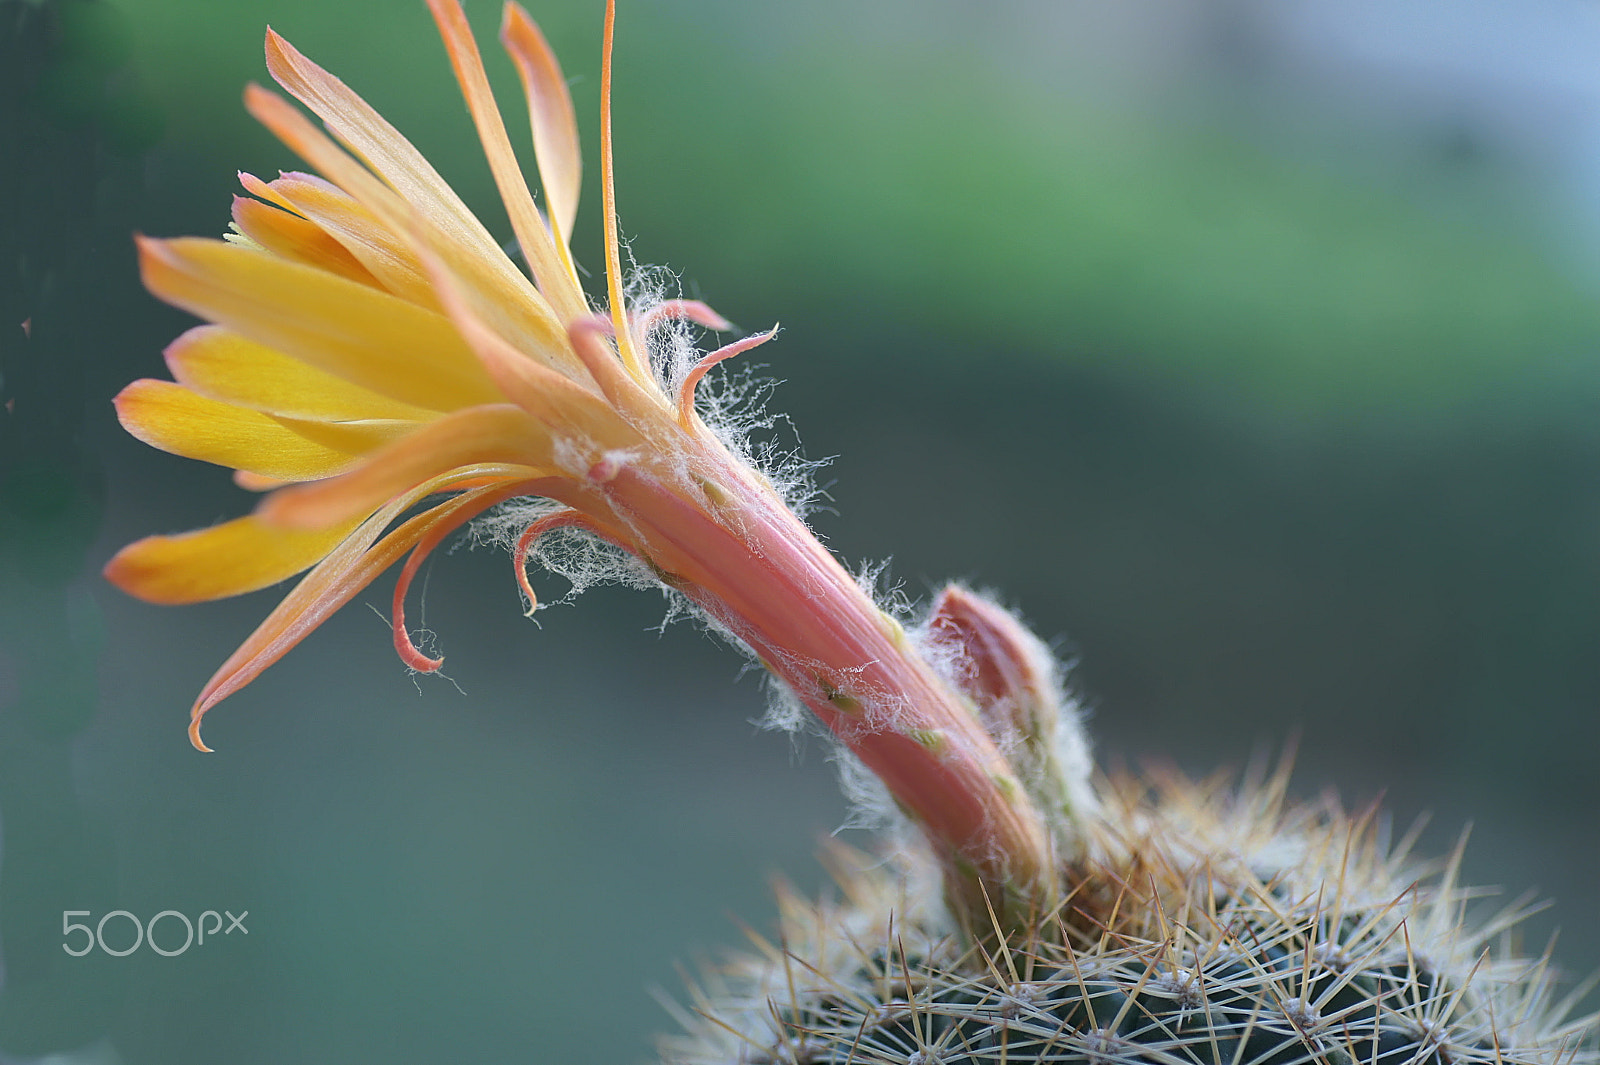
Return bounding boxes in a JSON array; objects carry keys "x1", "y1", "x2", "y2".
[{"x1": 3, "y1": 0, "x2": 1599, "y2": 1061}]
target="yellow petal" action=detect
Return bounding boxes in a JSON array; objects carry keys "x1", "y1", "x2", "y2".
[
  {"x1": 137, "y1": 235, "x2": 501, "y2": 412},
  {"x1": 260, "y1": 28, "x2": 574, "y2": 336},
  {"x1": 240, "y1": 171, "x2": 442, "y2": 312},
  {"x1": 426, "y1": 0, "x2": 583, "y2": 321},
  {"x1": 256, "y1": 403, "x2": 556, "y2": 530},
  {"x1": 501, "y1": 2, "x2": 581, "y2": 253},
  {"x1": 165, "y1": 325, "x2": 434, "y2": 424},
  {"x1": 230, "y1": 194, "x2": 382, "y2": 288},
  {"x1": 242, "y1": 85, "x2": 578, "y2": 379},
  {"x1": 115, "y1": 378, "x2": 361, "y2": 481},
  {"x1": 187, "y1": 475, "x2": 543, "y2": 750},
  {"x1": 274, "y1": 414, "x2": 415, "y2": 454},
  {"x1": 104, "y1": 513, "x2": 361, "y2": 605}
]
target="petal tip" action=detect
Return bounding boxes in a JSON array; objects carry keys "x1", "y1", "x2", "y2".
[
  {"x1": 98, "y1": 532, "x2": 207, "y2": 607},
  {"x1": 133, "y1": 234, "x2": 183, "y2": 288},
  {"x1": 101, "y1": 548, "x2": 137, "y2": 596},
  {"x1": 110, "y1": 378, "x2": 160, "y2": 436},
  {"x1": 263, "y1": 26, "x2": 292, "y2": 64},
  {"x1": 242, "y1": 82, "x2": 287, "y2": 123},
  {"x1": 499, "y1": 2, "x2": 538, "y2": 40}
]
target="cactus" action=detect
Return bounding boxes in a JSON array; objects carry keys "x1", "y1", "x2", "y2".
[
  {"x1": 98, "y1": 3, "x2": 1596, "y2": 1063},
  {"x1": 666, "y1": 777, "x2": 1595, "y2": 1064},
  {"x1": 662, "y1": 594, "x2": 1595, "y2": 1065}
]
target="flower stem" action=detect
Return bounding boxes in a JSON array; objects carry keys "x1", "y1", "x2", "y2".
[{"x1": 575, "y1": 440, "x2": 1058, "y2": 931}]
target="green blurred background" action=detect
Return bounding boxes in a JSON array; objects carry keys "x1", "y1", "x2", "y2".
[{"x1": 3, "y1": 0, "x2": 1599, "y2": 1061}]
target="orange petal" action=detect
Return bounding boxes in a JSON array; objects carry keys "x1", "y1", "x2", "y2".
[
  {"x1": 501, "y1": 3, "x2": 581, "y2": 253},
  {"x1": 568, "y1": 313, "x2": 657, "y2": 418},
  {"x1": 240, "y1": 171, "x2": 442, "y2": 313},
  {"x1": 426, "y1": 0, "x2": 583, "y2": 321},
  {"x1": 104, "y1": 513, "x2": 361, "y2": 605},
  {"x1": 165, "y1": 325, "x2": 434, "y2": 424},
  {"x1": 256, "y1": 403, "x2": 555, "y2": 530},
  {"x1": 137, "y1": 235, "x2": 501, "y2": 412},
  {"x1": 186, "y1": 475, "x2": 542, "y2": 750},
  {"x1": 262, "y1": 28, "x2": 508, "y2": 278},
  {"x1": 229, "y1": 194, "x2": 382, "y2": 288},
  {"x1": 115, "y1": 379, "x2": 362, "y2": 481},
  {"x1": 241, "y1": 87, "x2": 413, "y2": 237},
  {"x1": 243, "y1": 85, "x2": 577, "y2": 379}
]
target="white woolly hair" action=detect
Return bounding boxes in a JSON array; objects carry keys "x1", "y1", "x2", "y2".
[{"x1": 472, "y1": 261, "x2": 823, "y2": 590}]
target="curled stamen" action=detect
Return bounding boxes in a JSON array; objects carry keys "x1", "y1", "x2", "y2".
[
  {"x1": 392, "y1": 527, "x2": 463, "y2": 672},
  {"x1": 391, "y1": 481, "x2": 542, "y2": 671},
  {"x1": 676, "y1": 326, "x2": 778, "y2": 426},
  {"x1": 392, "y1": 562, "x2": 445, "y2": 670},
  {"x1": 511, "y1": 509, "x2": 616, "y2": 615},
  {"x1": 633, "y1": 298, "x2": 733, "y2": 344}
]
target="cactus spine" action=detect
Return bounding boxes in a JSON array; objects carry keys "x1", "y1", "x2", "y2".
[{"x1": 664, "y1": 757, "x2": 1595, "y2": 1065}]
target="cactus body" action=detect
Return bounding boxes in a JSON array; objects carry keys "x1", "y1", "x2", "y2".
[{"x1": 664, "y1": 769, "x2": 1595, "y2": 1065}]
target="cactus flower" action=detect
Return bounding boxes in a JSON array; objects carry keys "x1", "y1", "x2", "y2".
[{"x1": 104, "y1": 0, "x2": 1059, "y2": 926}]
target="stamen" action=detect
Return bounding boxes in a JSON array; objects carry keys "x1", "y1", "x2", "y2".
[
  {"x1": 391, "y1": 530, "x2": 454, "y2": 673},
  {"x1": 389, "y1": 484, "x2": 544, "y2": 672},
  {"x1": 676, "y1": 326, "x2": 778, "y2": 426},
  {"x1": 599, "y1": 0, "x2": 644, "y2": 381}
]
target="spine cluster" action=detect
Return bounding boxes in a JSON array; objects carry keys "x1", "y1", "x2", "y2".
[{"x1": 663, "y1": 771, "x2": 1596, "y2": 1065}]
